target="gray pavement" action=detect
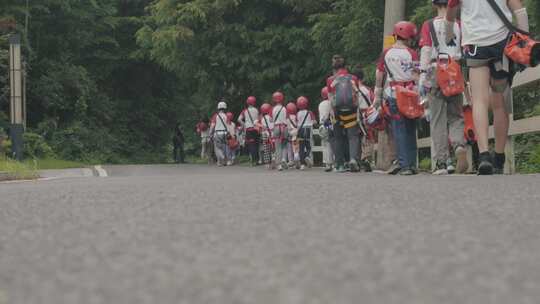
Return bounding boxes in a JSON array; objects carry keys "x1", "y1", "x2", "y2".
[{"x1": 1, "y1": 164, "x2": 540, "y2": 304}]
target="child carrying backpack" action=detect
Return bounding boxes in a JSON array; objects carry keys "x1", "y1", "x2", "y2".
[
  {"x1": 258, "y1": 103, "x2": 274, "y2": 169},
  {"x1": 286, "y1": 102, "x2": 300, "y2": 169},
  {"x1": 419, "y1": 0, "x2": 468, "y2": 175},
  {"x1": 374, "y1": 21, "x2": 421, "y2": 176},
  {"x1": 272, "y1": 91, "x2": 289, "y2": 171},
  {"x1": 296, "y1": 96, "x2": 316, "y2": 170}
]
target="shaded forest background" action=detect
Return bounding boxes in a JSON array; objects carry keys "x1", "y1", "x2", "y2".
[{"x1": 0, "y1": 0, "x2": 539, "y2": 166}]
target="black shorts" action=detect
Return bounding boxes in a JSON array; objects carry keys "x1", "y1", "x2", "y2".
[{"x1": 464, "y1": 38, "x2": 511, "y2": 81}]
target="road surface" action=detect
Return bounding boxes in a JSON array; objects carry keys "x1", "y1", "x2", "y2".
[{"x1": 1, "y1": 164, "x2": 540, "y2": 304}]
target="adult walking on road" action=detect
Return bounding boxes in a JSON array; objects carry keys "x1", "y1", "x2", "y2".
[
  {"x1": 210, "y1": 101, "x2": 230, "y2": 167},
  {"x1": 446, "y1": 0, "x2": 529, "y2": 174},
  {"x1": 173, "y1": 123, "x2": 186, "y2": 164},
  {"x1": 327, "y1": 55, "x2": 361, "y2": 173}
]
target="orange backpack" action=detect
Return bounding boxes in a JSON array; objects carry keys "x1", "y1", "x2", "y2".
[
  {"x1": 486, "y1": 0, "x2": 540, "y2": 68},
  {"x1": 436, "y1": 54, "x2": 465, "y2": 97},
  {"x1": 395, "y1": 86, "x2": 424, "y2": 119}
]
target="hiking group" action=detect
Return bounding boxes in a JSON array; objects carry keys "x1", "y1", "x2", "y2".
[{"x1": 195, "y1": 0, "x2": 538, "y2": 176}]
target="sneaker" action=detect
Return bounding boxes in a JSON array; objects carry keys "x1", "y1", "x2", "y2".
[
  {"x1": 387, "y1": 160, "x2": 401, "y2": 175},
  {"x1": 349, "y1": 160, "x2": 359, "y2": 173},
  {"x1": 478, "y1": 152, "x2": 494, "y2": 175},
  {"x1": 334, "y1": 165, "x2": 346, "y2": 173},
  {"x1": 226, "y1": 161, "x2": 233, "y2": 166},
  {"x1": 324, "y1": 164, "x2": 333, "y2": 172},
  {"x1": 277, "y1": 164, "x2": 284, "y2": 171},
  {"x1": 360, "y1": 160, "x2": 372, "y2": 173},
  {"x1": 493, "y1": 152, "x2": 505, "y2": 175},
  {"x1": 305, "y1": 158, "x2": 313, "y2": 168},
  {"x1": 287, "y1": 162, "x2": 295, "y2": 169},
  {"x1": 433, "y1": 160, "x2": 448, "y2": 175},
  {"x1": 300, "y1": 165, "x2": 306, "y2": 170},
  {"x1": 455, "y1": 146, "x2": 468, "y2": 174},
  {"x1": 399, "y1": 168, "x2": 416, "y2": 176}
]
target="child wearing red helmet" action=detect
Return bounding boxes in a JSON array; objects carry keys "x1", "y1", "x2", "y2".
[
  {"x1": 419, "y1": 0, "x2": 468, "y2": 175},
  {"x1": 258, "y1": 103, "x2": 274, "y2": 168},
  {"x1": 296, "y1": 96, "x2": 316, "y2": 170},
  {"x1": 286, "y1": 102, "x2": 300, "y2": 169},
  {"x1": 272, "y1": 91, "x2": 289, "y2": 171},
  {"x1": 374, "y1": 21, "x2": 421, "y2": 175},
  {"x1": 238, "y1": 96, "x2": 260, "y2": 166}
]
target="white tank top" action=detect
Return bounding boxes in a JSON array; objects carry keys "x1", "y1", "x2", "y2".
[{"x1": 460, "y1": 0, "x2": 512, "y2": 47}]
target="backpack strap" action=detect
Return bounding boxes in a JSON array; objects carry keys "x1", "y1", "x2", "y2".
[
  {"x1": 288, "y1": 117, "x2": 297, "y2": 128},
  {"x1": 216, "y1": 113, "x2": 230, "y2": 136},
  {"x1": 358, "y1": 87, "x2": 372, "y2": 107},
  {"x1": 245, "y1": 108, "x2": 255, "y2": 126},
  {"x1": 298, "y1": 111, "x2": 310, "y2": 130},
  {"x1": 429, "y1": 19, "x2": 440, "y2": 50},
  {"x1": 274, "y1": 106, "x2": 285, "y2": 123},
  {"x1": 485, "y1": 0, "x2": 529, "y2": 35}
]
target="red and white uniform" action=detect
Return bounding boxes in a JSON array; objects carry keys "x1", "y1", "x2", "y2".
[
  {"x1": 238, "y1": 106, "x2": 259, "y2": 130},
  {"x1": 377, "y1": 47, "x2": 419, "y2": 97},
  {"x1": 419, "y1": 17, "x2": 462, "y2": 61},
  {"x1": 211, "y1": 112, "x2": 229, "y2": 133},
  {"x1": 272, "y1": 105, "x2": 287, "y2": 125},
  {"x1": 296, "y1": 110, "x2": 315, "y2": 128},
  {"x1": 448, "y1": 0, "x2": 512, "y2": 47}
]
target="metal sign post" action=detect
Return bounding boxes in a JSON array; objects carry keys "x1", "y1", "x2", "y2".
[{"x1": 9, "y1": 34, "x2": 24, "y2": 160}]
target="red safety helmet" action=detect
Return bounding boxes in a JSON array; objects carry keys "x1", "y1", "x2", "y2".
[
  {"x1": 226, "y1": 112, "x2": 234, "y2": 122},
  {"x1": 297, "y1": 96, "x2": 309, "y2": 110},
  {"x1": 286, "y1": 102, "x2": 297, "y2": 115},
  {"x1": 393, "y1": 21, "x2": 418, "y2": 40},
  {"x1": 272, "y1": 91, "x2": 285, "y2": 104},
  {"x1": 246, "y1": 96, "x2": 257, "y2": 106},
  {"x1": 321, "y1": 87, "x2": 329, "y2": 100},
  {"x1": 261, "y1": 103, "x2": 272, "y2": 115}
]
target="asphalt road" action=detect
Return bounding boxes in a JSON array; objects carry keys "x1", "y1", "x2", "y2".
[{"x1": 1, "y1": 164, "x2": 540, "y2": 304}]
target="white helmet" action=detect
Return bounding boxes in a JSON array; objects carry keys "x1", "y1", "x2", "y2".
[{"x1": 217, "y1": 101, "x2": 227, "y2": 110}]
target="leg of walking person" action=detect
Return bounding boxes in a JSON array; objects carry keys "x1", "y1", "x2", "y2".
[
  {"x1": 491, "y1": 81, "x2": 510, "y2": 173},
  {"x1": 404, "y1": 117, "x2": 418, "y2": 173},
  {"x1": 469, "y1": 66, "x2": 493, "y2": 173},
  {"x1": 333, "y1": 122, "x2": 346, "y2": 172},
  {"x1": 447, "y1": 94, "x2": 467, "y2": 173},
  {"x1": 346, "y1": 125, "x2": 360, "y2": 172},
  {"x1": 179, "y1": 144, "x2": 185, "y2": 163},
  {"x1": 430, "y1": 92, "x2": 450, "y2": 174}
]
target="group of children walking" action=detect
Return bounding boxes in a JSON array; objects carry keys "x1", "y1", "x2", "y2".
[{"x1": 197, "y1": 0, "x2": 536, "y2": 176}]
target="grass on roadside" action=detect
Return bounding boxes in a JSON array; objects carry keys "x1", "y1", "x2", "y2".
[{"x1": 0, "y1": 157, "x2": 39, "y2": 180}]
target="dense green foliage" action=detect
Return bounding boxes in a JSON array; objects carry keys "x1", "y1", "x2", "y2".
[{"x1": 1, "y1": 0, "x2": 539, "y2": 166}]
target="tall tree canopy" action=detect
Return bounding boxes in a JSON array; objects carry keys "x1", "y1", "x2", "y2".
[{"x1": 1, "y1": 0, "x2": 539, "y2": 162}]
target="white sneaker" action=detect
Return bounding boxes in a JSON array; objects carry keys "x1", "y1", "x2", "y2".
[
  {"x1": 278, "y1": 164, "x2": 284, "y2": 171},
  {"x1": 300, "y1": 165, "x2": 306, "y2": 170},
  {"x1": 226, "y1": 161, "x2": 233, "y2": 166},
  {"x1": 305, "y1": 158, "x2": 313, "y2": 168}
]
